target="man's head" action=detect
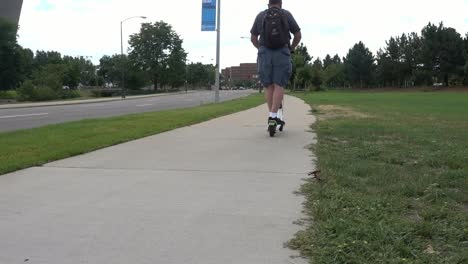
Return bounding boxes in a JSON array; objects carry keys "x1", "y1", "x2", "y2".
[{"x1": 268, "y1": 0, "x2": 282, "y2": 8}]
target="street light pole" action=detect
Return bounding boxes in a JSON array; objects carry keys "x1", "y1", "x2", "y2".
[
  {"x1": 120, "y1": 16, "x2": 146, "y2": 99},
  {"x1": 214, "y1": 0, "x2": 221, "y2": 103},
  {"x1": 120, "y1": 20, "x2": 125, "y2": 98}
]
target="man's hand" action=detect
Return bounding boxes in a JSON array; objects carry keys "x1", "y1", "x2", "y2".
[
  {"x1": 290, "y1": 31, "x2": 302, "y2": 52},
  {"x1": 251, "y1": 34, "x2": 260, "y2": 49}
]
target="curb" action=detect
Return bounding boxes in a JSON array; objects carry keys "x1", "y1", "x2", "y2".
[{"x1": 0, "y1": 91, "x2": 196, "y2": 110}]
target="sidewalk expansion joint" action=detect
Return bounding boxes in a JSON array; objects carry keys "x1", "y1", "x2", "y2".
[{"x1": 42, "y1": 165, "x2": 307, "y2": 175}]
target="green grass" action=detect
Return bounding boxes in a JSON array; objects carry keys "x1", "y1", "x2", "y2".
[
  {"x1": 0, "y1": 94, "x2": 263, "y2": 175},
  {"x1": 288, "y1": 91, "x2": 468, "y2": 263}
]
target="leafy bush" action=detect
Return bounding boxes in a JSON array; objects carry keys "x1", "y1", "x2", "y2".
[
  {"x1": 32, "y1": 64, "x2": 66, "y2": 91},
  {"x1": 59, "y1": 90, "x2": 81, "y2": 99},
  {"x1": 90, "y1": 88, "x2": 120, "y2": 97},
  {"x1": 33, "y1": 86, "x2": 59, "y2": 101},
  {"x1": 17, "y1": 81, "x2": 82, "y2": 102},
  {"x1": 0, "y1": 90, "x2": 17, "y2": 100},
  {"x1": 16, "y1": 64, "x2": 82, "y2": 102},
  {"x1": 17, "y1": 81, "x2": 37, "y2": 101}
]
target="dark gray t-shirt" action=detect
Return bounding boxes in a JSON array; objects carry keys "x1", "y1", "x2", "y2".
[{"x1": 250, "y1": 8, "x2": 301, "y2": 47}]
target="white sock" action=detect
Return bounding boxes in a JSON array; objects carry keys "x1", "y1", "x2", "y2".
[{"x1": 271, "y1": 112, "x2": 278, "y2": 118}]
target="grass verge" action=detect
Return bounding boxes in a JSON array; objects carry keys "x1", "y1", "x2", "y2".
[
  {"x1": 288, "y1": 91, "x2": 468, "y2": 263},
  {"x1": 0, "y1": 94, "x2": 264, "y2": 175}
]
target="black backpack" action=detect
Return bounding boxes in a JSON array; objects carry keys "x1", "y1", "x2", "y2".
[{"x1": 263, "y1": 7, "x2": 290, "y2": 49}]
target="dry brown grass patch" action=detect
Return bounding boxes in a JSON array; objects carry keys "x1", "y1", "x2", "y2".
[{"x1": 314, "y1": 105, "x2": 370, "y2": 120}]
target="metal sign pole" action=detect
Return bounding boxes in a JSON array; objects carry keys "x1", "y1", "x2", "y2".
[{"x1": 201, "y1": 0, "x2": 220, "y2": 102}]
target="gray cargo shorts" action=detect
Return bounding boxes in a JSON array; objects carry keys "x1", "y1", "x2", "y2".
[{"x1": 257, "y1": 46, "x2": 293, "y2": 88}]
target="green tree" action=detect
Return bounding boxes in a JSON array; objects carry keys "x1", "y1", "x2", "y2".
[
  {"x1": 129, "y1": 21, "x2": 187, "y2": 91},
  {"x1": 65, "y1": 62, "x2": 81, "y2": 88},
  {"x1": 310, "y1": 58, "x2": 323, "y2": 89},
  {"x1": 98, "y1": 55, "x2": 122, "y2": 86},
  {"x1": 17, "y1": 47, "x2": 35, "y2": 82},
  {"x1": 34, "y1": 50, "x2": 63, "y2": 70},
  {"x1": 161, "y1": 38, "x2": 187, "y2": 88},
  {"x1": 291, "y1": 43, "x2": 312, "y2": 90},
  {"x1": 323, "y1": 54, "x2": 334, "y2": 69},
  {"x1": 322, "y1": 54, "x2": 345, "y2": 89},
  {"x1": 344, "y1": 41, "x2": 375, "y2": 88},
  {"x1": 463, "y1": 33, "x2": 468, "y2": 85},
  {"x1": 294, "y1": 64, "x2": 312, "y2": 90},
  {"x1": 375, "y1": 35, "x2": 410, "y2": 87},
  {"x1": 376, "y1": 48, "x2": 392, "y2": 87},
  {"x1": 98, "y1": 54, "x2": 147, "y2": 90},
  {"x1": 420, "y1": 22, "x2": 465, "y2": 85},
  {"x1": 17, "y1": 64, "x2": 68, "y2": 101},
  {"x1": 125, "y1": 63, "x2": 148, "y2": 90},
  {"x1": 186, "y1": 63, "x2": 214, "y2": 88},
  {"x1": 32, "y1": 64, "x2": 68, "y2": 90},
  {"x1": 0, "y1": 18, "x2": 20, "y2": 90},
  {"x1": 295, "y1": 43, "x2": 312, "y2": 63},
  {"x1": 399, "y1": 32, "x2": 421, "y2": 86},
  {"x1": 332, "y1": 54, "x2": 342, "y2": 64},
  {"x1": 323, "y1": 63, "x2": 345, "y2": 88},
  {"x1": 63, "y1": 56, "x2": 97, "y2": 87},
  {"x1": 417, "y1": 23, "x2": 438, "y2": 85},
  {"x1": 388, "y1": 37, "x2": 403, "y2": 86},
  {"x1": 437, "y1": 25, "x2": 465, "y2": 85}
]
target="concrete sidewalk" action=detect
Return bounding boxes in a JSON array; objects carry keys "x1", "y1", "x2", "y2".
[{"x1": 0, "y1": 95, "x2": 316, "y2": 264}]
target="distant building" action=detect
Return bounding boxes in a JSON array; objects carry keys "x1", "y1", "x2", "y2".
[
  {"x1": 222, "y1": 63, "x2": 258, "y2": 87},
  {"x1": 0, "y1": 0, "x2": 23, "y2": 25}
]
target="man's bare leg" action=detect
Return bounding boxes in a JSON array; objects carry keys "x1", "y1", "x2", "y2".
[
  {"x1": 264, "y1": 84, "x2": 274, "y2": 112},
  {"x1": 271, "y1": 84, "x2": 284, "y2": 113}
]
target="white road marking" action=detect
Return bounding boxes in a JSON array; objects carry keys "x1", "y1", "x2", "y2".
[
  {"x1": 0, "y1": 113, "x2": 49, "y2": 119},
  {"x1": 136, "y1": 104, "x2": 153, "y2": 107}
]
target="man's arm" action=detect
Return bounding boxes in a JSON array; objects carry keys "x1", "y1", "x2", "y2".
[
  {"x1": 290, "y1": 31, "x2": 302, "y2": 52},
  {"x1": 251, "y1": 34, "x2": 260, "y2": 49}
]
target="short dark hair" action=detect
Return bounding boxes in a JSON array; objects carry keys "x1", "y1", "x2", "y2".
[{"x1": 269, "y1": 0, "x2": 282, "y2": 5}]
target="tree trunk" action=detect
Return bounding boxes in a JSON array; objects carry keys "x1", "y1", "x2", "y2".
[{"x1": 153, "y1": 79, "x2": 158, "y2": 91}]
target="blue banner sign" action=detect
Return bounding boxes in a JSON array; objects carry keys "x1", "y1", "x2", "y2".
[{"x1": 201, "y1": 0, "x2": 216, "y2": 31}]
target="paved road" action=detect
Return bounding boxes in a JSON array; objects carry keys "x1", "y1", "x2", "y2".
[
  {"x1": 0, "y1": 95, "x2": 315, "y2": 264},
  {"x1": 0, "y1": 90, "x2": 254, "y2": 132}
]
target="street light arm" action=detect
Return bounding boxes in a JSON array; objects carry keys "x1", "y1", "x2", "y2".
[
  {"x1": 120, "y1": 15, "x2": 146, "y2": 99},
  {"x1": 121, "y1": 16, "x2": 147, "y2": 23}
]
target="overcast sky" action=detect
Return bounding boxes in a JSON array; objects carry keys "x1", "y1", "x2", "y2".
[{"x1": 17, "y1": 0, "x2": 468, "y2": 69}]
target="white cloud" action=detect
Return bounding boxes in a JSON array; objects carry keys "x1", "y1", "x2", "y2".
[{"x1": 17, "y1": 0, "x2": 468, "y2": 68}]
